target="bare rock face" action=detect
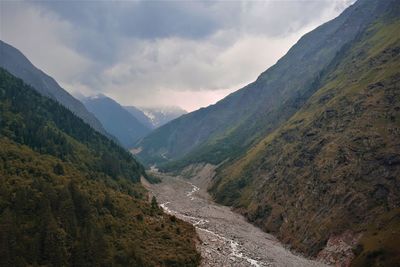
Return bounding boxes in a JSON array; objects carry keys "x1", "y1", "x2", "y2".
[{"x1": 317, "y1": 231, "x2": 362, "y2": 267}]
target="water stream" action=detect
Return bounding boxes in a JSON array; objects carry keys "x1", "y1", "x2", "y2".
[
  {"x1": 161, "y1": 183, "x2": 267, "y2": 267},
  {"x1": 145, "y1": 173, "x2": 326, "y2": 267}
]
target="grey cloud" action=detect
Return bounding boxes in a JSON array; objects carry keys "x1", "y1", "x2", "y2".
[
  {"x1": 33, "y1": 0, "x2": 349, "y2": 63},
  {"x1": 35, "y1": 0, "x2": 220, "y2": 63},
  {"x1": 1, "y1": 0, "x2": 355, "y2": 111}
]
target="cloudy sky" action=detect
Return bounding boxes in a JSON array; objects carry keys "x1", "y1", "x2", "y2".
[{"x1": 1, "y1": 0, "x2": 354, "y2": 111}]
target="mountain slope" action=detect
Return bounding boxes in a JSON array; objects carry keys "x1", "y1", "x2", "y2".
[
  {"x1": 124, "y1": 105, "x2": 155, "y2": 129},
  {"x1": 0, "y1": 68, "x2": 200, "y2": 266},
  {"x1": 83, "y1": 95, "x2": 151, "y2": 148},
  {"x1": 210, "y1": 5, "x2": 400, "y2": 265},
  {"x1": 136, "y1": 0, "x2": 393, "y2": 169},
  {"x1": 125, "y1": 106, "x2": 187, "y2": 129},
  {"x1": 139, "y1": 106, "x2": 187, "y2": 128},
  {"x1": 0, "y1": 40, "x2": 109, "y2": 137}
]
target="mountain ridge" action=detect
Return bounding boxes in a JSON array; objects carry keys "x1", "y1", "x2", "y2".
[
  {"x1": 82, "y1": 94, "x2": 151, "y2": 149},
  {"x1": 210, "y1": 2, "x2": 400, "y2": 264},
  {"x1": 125, "y1": 105, "x2": 187, "y2": 129},
  {"x1": 123, "y1": 105, "x2": 155, "y2": 129},
  {"x1": 0, "y1": 40, "x2": 110, "y2": 137},
  {"x1": 0, "y1": 67, "x2": 200, "y2": 266},
  {"x1": 135, "y1": 0, "x2": 392, "y2": 170}
]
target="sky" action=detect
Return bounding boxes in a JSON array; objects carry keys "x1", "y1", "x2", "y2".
[{"x1": 1, "y1": 0, "x2": 354, "y2": 112}]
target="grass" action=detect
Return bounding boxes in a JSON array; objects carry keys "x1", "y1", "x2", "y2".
[{"x1": 351, "y1": 209, "x2": 400, "y2": 267}]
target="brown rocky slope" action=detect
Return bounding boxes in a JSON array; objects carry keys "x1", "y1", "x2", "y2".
[{"x1": 210, "y1": 4, "x2": 400, "y2": 266}]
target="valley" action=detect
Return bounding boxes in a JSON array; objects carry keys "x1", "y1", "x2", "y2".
[
  {"x1": 143, "y1": 166, "x2": 326, "y2": 267},
  {"x1": 1, "y1": 0, "x2": 399, "y2": 266}
]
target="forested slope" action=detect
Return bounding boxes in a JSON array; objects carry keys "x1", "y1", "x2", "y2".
[
  {"x1": 0, "y1": 68, "x2": 200, "y2": 266},
  {"x1": 0, "y1": 40, "x2": 109, "y2": 137}
]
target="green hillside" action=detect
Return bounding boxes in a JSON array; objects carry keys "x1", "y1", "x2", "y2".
[
  {"x1": 211, "y1": 9, "x2": 400, "y2": 266},
  {"x1": 0, "y1": 68, "x2": 200, "y2": 266}
]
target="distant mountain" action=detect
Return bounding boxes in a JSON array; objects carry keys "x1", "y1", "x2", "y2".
[
  {"x1": 0, "y1": 40, "x2": 109, "y2": 137},
  {"x1": 82, "y1": 95, "x2": 151, "y2": 148},
  {"x1": 0, "y1": 68, "x2": 200, "y2": 266},
  {"x1": 139, "y1": 106, "x2": 187, "y2": 128},
  {"x1": 123, "y1": 105, "x2": 155, "y2": 129},
  {"x1": 125, "y1": 106, "x2": 187, "y2": 129}
]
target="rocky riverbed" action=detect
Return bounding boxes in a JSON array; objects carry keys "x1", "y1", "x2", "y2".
[{"x1": 143, "y1": 166, "x2": 328, "y2": 267}]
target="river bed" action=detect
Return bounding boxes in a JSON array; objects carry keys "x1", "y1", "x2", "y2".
[{"x1": 143, "y1": 171, "x2": 327, "y2": 267}]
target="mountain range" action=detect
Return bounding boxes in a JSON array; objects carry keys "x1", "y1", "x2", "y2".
[
  {"x1": 82, "y1": 94, "x2": 151, "y2": 148},
  {"x1": 81, "y1": 95, "x2": 186, "y2": 148},
  {"x1": 124, "y1": 105, "x2": 187, "y2": 129},
  {"x1": 0, "y1": 39, "x2": 188, "y2": 150},
  {"x1": 137, "y1": 106, "x2": 187, "y2": 128}
]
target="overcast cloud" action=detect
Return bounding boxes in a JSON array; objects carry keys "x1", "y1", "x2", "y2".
[{"x1": 1, "y1": 0, "x2": 354, "y2": 111}]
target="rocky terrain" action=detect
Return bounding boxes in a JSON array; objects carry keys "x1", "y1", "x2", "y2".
[{"x1": 143, "y1": 166, "x2": 327, "y2": 267}]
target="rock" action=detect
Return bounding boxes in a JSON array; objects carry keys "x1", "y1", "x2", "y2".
[{"x1": 317, "y1": 230, "x2": 362, "y2": 267}]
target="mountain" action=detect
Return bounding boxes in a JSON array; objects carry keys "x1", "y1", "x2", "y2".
[
  {"x1": 209, "y1": 1, "x2": 400, "y2": 265},
  {"x1": 135, "y1": 0, "x2": 396, "y2": 171},
  {"x1": 125, "y1": 106, "x2": 187, "y2": 129},
  {"x1": 124, "y1": 105, "x2": 155, "y2": 129},
  {"x1": 138, "y1": 106, "x2": 187, "y2": 128},
  {"x1": 0, "y1": 68, "x2": 200, "y2": 266},
  {"x1": 0, "y1": 40, "x2": 109, "y2": 137},
  {"x1": 82, "y1": 95, "x2": 151, "y2": 148},
  {"x1": 135, "y1": 0, "x2": 400, "y2": 265}
]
